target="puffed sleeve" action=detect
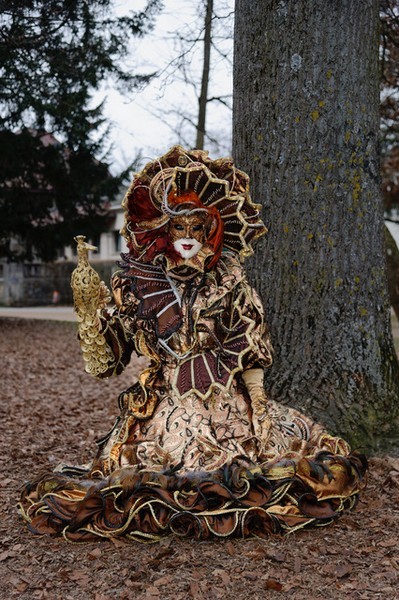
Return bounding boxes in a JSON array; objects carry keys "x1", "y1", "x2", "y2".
[
  {"x1": 239, "y1": 279, "x2": 273, "y2": 370},
  {"x1": 213, "y1": 254, "x2": 273, "y2": 372},
  {"x1": 96, "y1": 273, "x2": 140, "y2": 377}
]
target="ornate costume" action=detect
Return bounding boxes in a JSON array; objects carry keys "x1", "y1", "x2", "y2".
[{"x1": 19, "y1": 146, "x2": 366, "y2": 542}]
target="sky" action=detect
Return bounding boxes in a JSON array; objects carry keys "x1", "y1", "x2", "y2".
[{"x1": 99, "y1": 0, "x2": 234, "y2": 175}]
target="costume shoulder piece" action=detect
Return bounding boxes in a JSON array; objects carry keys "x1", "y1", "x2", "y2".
[{"x1": 116, "y1": 255, "x2": 183, "y2": 340}]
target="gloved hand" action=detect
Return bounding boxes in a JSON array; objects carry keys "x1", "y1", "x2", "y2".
[{"x1": 242, "y1": 368, "x2": 271, "y2": 441}]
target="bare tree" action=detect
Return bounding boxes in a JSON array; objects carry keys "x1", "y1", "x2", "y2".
[
  {"x1": 146, "y1": 0, "x2": 233, "y2": 154},
  {"x1": 196, "y1": 0, "x2": 213, "y2": 148}
]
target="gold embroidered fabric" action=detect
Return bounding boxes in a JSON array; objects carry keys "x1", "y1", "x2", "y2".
[
  {"x1": 19, "y1": 251, "x2": 366, "y2": 541},
  {"x1": 19, "y1": 148, "x2": 367, "y2": 543}
]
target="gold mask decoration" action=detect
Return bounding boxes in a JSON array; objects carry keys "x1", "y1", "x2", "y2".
[{"x1": 168, "y1": 213, "x2": 207, "y2": 259}]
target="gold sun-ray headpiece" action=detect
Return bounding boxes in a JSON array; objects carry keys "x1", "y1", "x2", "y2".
[{"x1": 121, "y1": 145, "x2": 267, "y2": 265}]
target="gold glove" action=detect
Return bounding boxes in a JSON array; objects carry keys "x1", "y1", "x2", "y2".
[{"x1": 242, "y1": 368, "x2": 271, "y2": 440}]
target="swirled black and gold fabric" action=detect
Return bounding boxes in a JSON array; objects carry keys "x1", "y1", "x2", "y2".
[{"x1": 19, "y1": 252, "x2": 367, "y2": 542}]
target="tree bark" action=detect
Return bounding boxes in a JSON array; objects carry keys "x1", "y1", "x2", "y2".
[
  {"x1": 233, "y1": 0, "x2": 399, "y2": 452},
  {"x1": 196, "y1": 0, "x2": 213, "y2": 149}
]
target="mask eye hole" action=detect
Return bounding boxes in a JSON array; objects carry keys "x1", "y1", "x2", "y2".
[{"x1": 173, "y1": 224, "x2": 184, "y2": 231}]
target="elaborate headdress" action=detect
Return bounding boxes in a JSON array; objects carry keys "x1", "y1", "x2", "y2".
[{"x1": 121, "y1": 145, "x2": 266, "y2": 269}]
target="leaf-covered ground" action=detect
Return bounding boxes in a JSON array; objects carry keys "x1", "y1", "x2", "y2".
[{"x1": 0, "y1": 318, "x2": 398, "y2": 600}]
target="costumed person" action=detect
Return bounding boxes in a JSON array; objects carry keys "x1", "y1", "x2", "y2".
[{"x1": 19, "y1": 146, "x2": 367, "y2": 542}]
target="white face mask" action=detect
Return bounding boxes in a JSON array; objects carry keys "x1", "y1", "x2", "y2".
[{"x1": 173, "y1": 238, "x2": 203, "y2": 259}]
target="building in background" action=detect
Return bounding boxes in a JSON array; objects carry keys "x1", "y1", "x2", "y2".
[{"x1": 386, "y1": 219, "x2": 399, "y2": 248}]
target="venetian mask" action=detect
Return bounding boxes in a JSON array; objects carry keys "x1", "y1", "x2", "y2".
[{"x1": 168, "y1": 213, "x2": 207, "y2": 259}]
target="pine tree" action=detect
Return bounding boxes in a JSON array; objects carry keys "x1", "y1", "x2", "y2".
[{"x1": 0, "y1": 0, "x2": 162, "y2": 261}]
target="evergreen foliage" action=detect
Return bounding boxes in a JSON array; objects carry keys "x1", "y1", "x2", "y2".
[{"x1": 0, "y1": 0, "x2": 162, "y2": 261}]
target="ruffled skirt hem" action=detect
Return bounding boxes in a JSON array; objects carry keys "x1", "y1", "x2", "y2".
[{"x1": 19, "y1": 451, "x2": 367, "y2": 542}]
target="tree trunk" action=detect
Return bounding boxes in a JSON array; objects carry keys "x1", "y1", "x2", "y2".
[
  {"x1": 196, "y1": 0, "x2": 213, "y2": 149},
  {"x1": 233, "y1": 0, "x2": 399, "y2": 452}
]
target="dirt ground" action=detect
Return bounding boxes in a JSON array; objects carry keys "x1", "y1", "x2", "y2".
[{"x1": 0, "y1": 318, "x2": 398, "y2": 600}]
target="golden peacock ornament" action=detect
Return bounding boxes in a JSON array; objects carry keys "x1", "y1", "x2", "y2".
[{"x1": 71, "y1": 235, "x2": 115, "y2": 376}]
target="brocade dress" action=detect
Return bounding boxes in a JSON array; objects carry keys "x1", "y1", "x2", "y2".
[
  {"x1": 20, "y1": 252, "x2": 366, "y2": 541},
  {"x1": 19, "y1": 146, "x2": 366, "y2": 542}
]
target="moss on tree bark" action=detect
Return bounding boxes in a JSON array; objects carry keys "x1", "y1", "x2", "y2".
[{"x1": 233, "y1": 0, "x2": 399, "y2": 452}]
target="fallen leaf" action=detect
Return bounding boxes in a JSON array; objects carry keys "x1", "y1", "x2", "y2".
[
  {"x1": 191, "y1": 570, "x2": 204, "y2": 581},
  {"x1": 378, "y1": 538, "x2": 398, "y2": 548},
  {"x1": 190, "y1": 580, "x2": 201, "y2": 598},
  {"x1": 294, "y1": 556, "x2": 301, "y2": 573},
  {"x1": 241, "y1": 571, "x2": 259, "y2": 580},
  {"x1": 110, "y1": 537, "x2": 128, "y2": 548},
  {"x1": 88, "y1": 547, "x2": 102, "y2": 560},
  {"x1": 226, "y1": 540, "x2": 235, "y2": 556},
  {"x1": 359, "y1": 546, "x2": 377, "y2": 554},
  {"x1": 150, "y1": 547, "x2": 175, "y2": 564},
  {"x1": 0, "y1": 551, "x2": 10, "y2": 562},
  {"x1": 124, "y1": 581, "x2": 144, "y2": 589},
  {"x1": 153, "y1": 575, "x2": 173, "y2": 586},
  {"x1": 213, "y1": 569, "x2": 230, "y2": 586},
  {"x1": 146, "y1": 586, "x2": 161, "y2": 596},
  {"x1": 267, "y1": 551, "x2": 286, "y2": 563},
  {"x1": 336, "y1": 564, "x2": 353, "y2": 578},
  {"x1": 15, "y1": 582, "x2": 29, "y2": 593},
  {"x1": 265, "y1": 578, "x2": 283, "y2": 591},
  {"x1": 12, "y1": 544, "x2": 23, "y2": 552}
]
